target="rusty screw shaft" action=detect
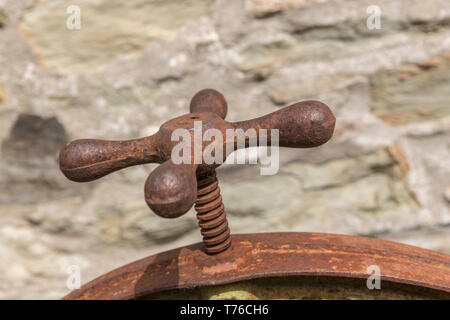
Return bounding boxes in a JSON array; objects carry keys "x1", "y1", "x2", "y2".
[{"x1": 195, "y1": 170, "x2": 231, "y2": 254}]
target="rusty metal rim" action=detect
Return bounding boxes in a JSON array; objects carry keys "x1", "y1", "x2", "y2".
[{"x1": 63, "y1": 232, "x2": 450, "y2": 300}]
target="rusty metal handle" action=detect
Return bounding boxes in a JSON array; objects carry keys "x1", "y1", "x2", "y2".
[
  {"x1": 59, "y1": 88, "x2": 335, "y2": 254},
  {"x1": 232, "y1": 100, "x2": 335, "y2": 148},
  {"x1": 59, "y1": 137, "x2": 160, "y2": 182},
  {"x1": 59, "y1": 97, "x2": 334, "y2": 183}
]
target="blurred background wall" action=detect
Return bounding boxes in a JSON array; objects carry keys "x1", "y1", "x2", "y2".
[{"x1": 0, "y1": 0, "x2": 449, "y2": 299}]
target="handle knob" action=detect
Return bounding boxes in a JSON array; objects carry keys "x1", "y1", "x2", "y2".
[
  {"x1": 232, "y1": 100, "x2": 335, "y2": 148},
  {"x1": 144, "y1": 161, "x2": 197, "y2": 219},
  {"x1": 59, "y1": 137, "x2": 160, "y2": 182}
]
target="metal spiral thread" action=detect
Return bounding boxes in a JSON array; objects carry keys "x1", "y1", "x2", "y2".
[{"x1": 195, "y1": 171, "x2": 231, "y2": 254}]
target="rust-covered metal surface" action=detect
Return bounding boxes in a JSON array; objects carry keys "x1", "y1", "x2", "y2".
[{"x1": 64, "y1": 232, "x2": 450, "y2": 300}]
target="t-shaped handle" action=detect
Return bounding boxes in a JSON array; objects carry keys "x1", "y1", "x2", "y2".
[{"x1": 59, "y1": 89, "x2": 335, "y2": 254}]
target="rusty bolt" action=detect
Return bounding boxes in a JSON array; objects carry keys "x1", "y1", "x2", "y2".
[{"x1": 59, "y1": 88, "x2": 335, "y2": 254}]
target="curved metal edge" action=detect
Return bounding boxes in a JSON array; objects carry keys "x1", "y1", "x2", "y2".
[{"x1": 63, "y1": 232, "x2": 450, "y2": 300}]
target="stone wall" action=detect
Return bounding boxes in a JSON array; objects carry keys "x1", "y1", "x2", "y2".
[{"x1": 0, "y1": 0, "x2": 449, "y2": 299}]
